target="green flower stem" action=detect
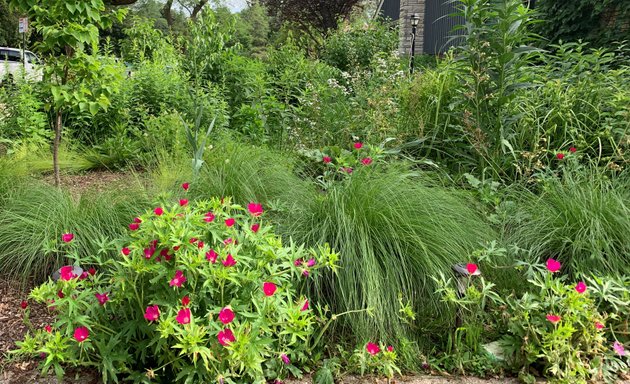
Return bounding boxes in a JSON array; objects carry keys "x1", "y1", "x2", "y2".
[{"x1": 311, "y1": 308, "x2": 372, "y2": 352}]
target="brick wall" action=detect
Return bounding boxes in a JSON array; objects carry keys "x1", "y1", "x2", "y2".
[{"x1": 399, "y1": 0, "x2": 425, "y2": 55}]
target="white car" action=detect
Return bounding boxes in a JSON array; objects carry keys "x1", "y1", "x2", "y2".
[{"x1": 0, "y1": 47, "x2": 43, "y2": 84}]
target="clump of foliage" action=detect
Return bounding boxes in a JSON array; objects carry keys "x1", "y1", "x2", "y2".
[{"x1": 15, "y1": 196, "x2": 339, "y2": 383}]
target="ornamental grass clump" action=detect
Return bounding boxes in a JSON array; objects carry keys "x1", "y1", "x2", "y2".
[{"x1": 14, "y1": 196, "x2": 339, "y2": 383}]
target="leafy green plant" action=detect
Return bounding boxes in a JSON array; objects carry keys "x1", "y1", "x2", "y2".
[
  {"x1": 351, "y1": 342, "x2": 401, "y2": 380},
  {"x1": 14, "y1": 197, "x2": 339, "y2": 383}
]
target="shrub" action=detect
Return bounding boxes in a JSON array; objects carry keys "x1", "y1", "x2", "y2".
[
  {"x1": 503, "y1": 168, "x2": 630, "y2": 277},
  {"x1": 283, "y1": 156, "x2": 495, "y2": 349},
  {"x1": 14, "y1": 197, "x2": 338, "y2": 383}
]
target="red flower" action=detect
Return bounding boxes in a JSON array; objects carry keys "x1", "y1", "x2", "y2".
[
  {"x1": 366, "y1": 342, "x2": 380, "y2": 355},
  {"x1": 323, "y1": 156, "x2": 332, "y2": 164},
  {"x1": 361, "y1": 157, "x2": 373, "y2": 166},
  {"x1": 176, "y1": 308, "x2": 191, "y2": 325},
  {"x1": 173, "y1": 246, "x2": 180, "y2": 251},
  {"x1": 79, "y1": 271, "x2": 88, "y2": 280},
  {"x1": 575, "y1": 281, "x2": 587, "y2": 294},
  {"x1": 60, "y1": 266, "x2": 76, "y2": 281},
  {"x1": 218, "y1": 328, "x2": 235, "y2": 346},
  {"x1": 121, "y1": 247, "x2": 131, "y2": 256},
  {"x1": 556, "y1": 153, "x2": 565, "y2": 160},
  {"x1": 225, "y1": 218, "x2": 235, "y2": 227},
  {"x1": 189, "y1": 237, "x2": 198, "y2": 244},
  {"x1": 206, "y1": 249, "x2": 218, "y2": 263},
  {"x1": 88, "y1": 267, "x2": 96, "y2": 276},
  {"x1": 546, "y1": 314, "x2": 561, "y2": 324},
  {"x1": 387, "y1": 346, "x2": 394, "y2": 352},
  {"x1": 74, "y1": 326, "x2": 89, "y2": 342},
  {"x1": 197, "y1": 241, "x2": 205, "y2": 249},
  {"x1": 20, "y1": 300, "x2": 28, "y2": 309},
  {"x1": 129, "y1": 223, "x2": 140, "y2": 231},
  {"x1": 133, "y1": 217, "x2": 142, "y2": 223},
  {"x1": 219, "y1": 307, "x2": 235, "y2": 324},
  {"x1": 595, "y1": 322, "x2": 605, "y2": 330},
  {"x1": 569, "y1": 147, "x2": 577, "y2": 153},
  {"x1": 223, "y1": 238, "x2": 235, "y2": 246},
  {"x1": 169, "y1": 270, "x2": 186, "y2": 287},
  {"x1": 281, "y1": 354, "x2": 290, "y2": 365},
  {"x1": 61, "y1": 233, "x2": 74, "y2": 243},
  {"x1": 251, "y1": 223, "x2": 260, "y2": 233},
  {"x1": 354, "y1": 142, "x2": 363, "y2": 150},
  {"x1": 301, "y1": 299, "x2": 309, "y2": 311},
  {"x1": 179, "y1": 199, "x2": 188, "y2": 207},
  {"x1": 204, "y1": 212, "x2": 215, "y2": 222},
  {"x1": 223, "y1": 254, "x2": 236, "y2": 267},
  {"x1": 342, "y1": 167, "x2": 353, "y2": 174},
  {"x1": 248, "y1": 203, "x2": 264, "y2": 217},
  {"x1": 44, "y1": 325, "x2": 52, "y2": 333},
  {"x1": 263, "y1": 282, "x2": 277, "y2": 296},
  {"x1": 182, "y1": 296, "x2": 190, "y2": 306},
  {"x1": 57, "y1": 290, "x2": 65, "y2": 299},
  {"x1": 182, "y1": 182, "x2": 190, "y2": 191},
  {"x1": 95, "y1": 293, "x2": 109, "y2": 306},
  {"x1": 546, "y1": 258, "x2": 561, "y2": 273},
  {"x1": 144, "y1": 247, "x2": 155, "y2": 259},
  {"x1": 294, "y1": 259, "x2": 303, "y2": 267},
  {"x1": 144, "y1": 305, "x2": 160, "y2": 322},
  {"x1": 154, "y1": 207, "x2": 164, "y2": 216},
  {"x1": 466, "y1": 263, "x2": 478, "y2": 274}
]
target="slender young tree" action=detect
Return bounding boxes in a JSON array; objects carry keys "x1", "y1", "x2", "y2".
[{"x1": 9, "y1": 0, "x2": 126, "y2": 186}]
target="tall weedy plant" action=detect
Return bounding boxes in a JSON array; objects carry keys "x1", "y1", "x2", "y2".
[{"x1": 452, "y1": 0, "x2": 537, "y2": 177}]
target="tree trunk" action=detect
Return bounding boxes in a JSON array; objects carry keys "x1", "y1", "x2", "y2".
[
  {"x1": 162, "y1": 0, "x2": 174, "y2": 27},
  {"x1": 53, "y1": 109, "x2": 62, "y2": 187},
  {"x1": 191, "y1": 0, "x2": 210, "y2": 20}
]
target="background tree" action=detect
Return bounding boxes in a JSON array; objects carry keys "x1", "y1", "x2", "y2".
[
  {"x1": 259, "y1": 0, "x2": 362, "y2": 42},
  {"x1": 0, "y1": 0, "x2": 19, "y2": 46},
  {"x1": 9, "y1": 0, "x2": 126, "y2": 186}
]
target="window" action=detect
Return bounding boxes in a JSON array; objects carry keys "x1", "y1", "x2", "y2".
[{"x1": 0, "y1": 50, "x2": 22, "y2": 62}]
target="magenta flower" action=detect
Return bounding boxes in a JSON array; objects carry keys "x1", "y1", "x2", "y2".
[
  {"x1": 182, "y1": 296, "x2": 190, "y2": 307},
  {"x1": 129, "y1": 223, "x2": 140, "y2": 231},
  {"x1": 294, "y1": 259, "x2": 303, "y2": 267},
  {"x1": 613, "y1": 341, "x2": 626, "y2": 356},
  {"x1": 154, "y1": 207, "x2": 164, "y2": 216},
  {"x1": 44, "y1": 325, "x2": 52, "y2": 333},
  {"x1": 179, "y1": 199, "x2": 188, "y2": 207},
  {"x1": 204, "y1": 212, "x2": 215, "y2": 222},
  {"x1": 197, "y1": 241, "x2": 205, "y2": 249},
  {"x1": 595, "y1": 322, "x2": 605, "y2": 330},
  {"x1": 218, "y1": 328, "x2": 235, "y2": 346},
  {"x1": 219, "y1": 307, "x2": 235, "y2": 325},
  {"x1": 169, "y1": 270, "x2": 186, "y2": 287},
  {"x1": 361, "y1": 157, "x2": 373, "y2": 166},
  {"x1": 306, "y1": 258, "x2": 316, "y2": 267},
  {"x1": 223, "y1": 238, "x2": 234, "y2": 246},
  {"x1": 74, "y1": 326, "x2": 89, "y2": 342},
  {"x1": 387, "y1": 346, "x2": 394, "y2": 352},
  {"x1": 144, "y1": 247, "x2": 156, "y2": 259},
  {"x1": 61, "y1": 233, "x2": 74, "y2": 243},
  {"x1": 121, "y1": 247, "x2": 131, "y2": 256},
  {"x1": 176, "y1": 308, "x2": 191, "y2": 325},
  {"x1": 575, "y1": 281, "x2": 587, "y2": 294},
  {"x1": 144, "y1": 305, "x2": 160, "y2": 322},
  {"x1": 223, "y1": 254, "x2": 236, "y2": 267},
  {"x1": 206, "y1": 249, "x2": 218, "y2": 263},
  {"x1": 20, "y1": 300, "x2": 27, "y2": 309},
  {"x1": 60, "y1": 266, "x2": 76, "y2": 281},
  {"x1": 546, "y1": 258, "x2": 561, "y2": 273},
  {"x1": 263, "y1": 282, "x2": 277, "y2": 296},
  {"x1": 251, "y1": 223, "x2": 260, "y2": 233},
  {"x1": 323, "y1": 156, "x2": 332, "y2": 164},
  {"x1": 301, "y1": 299, "x2": 309, "y2": 311},
  {"x1": 182, "y1": 182, "x2": 190, "y2": 191},
  {"x1": 546, "y1": 314, "x2": 561, "y2": 324},
  {"x1": 95, "y1": 293, "x2": 109, "y2": 306},
  {"x1": 342, "y1": 167, "x2": 353, "y2": 174},
  {"x1": 133, "y1": 217, "x2": 142, "y2": 223},
  {"x1": 248, "y1": 202, "x2": 264, "y2": 217},
  {"x1": 225, "y1": 218, "x2": 235, "y2": 227},
  {"x1": 556, "y1": 153, "x2": 565, "y2": 160},
  {"x1": 466, "y1": 263, "x2": 478, "y2": 274},
  {"x1": 281, "y1": 354, "x2": 290, "y2": 365},
  {"x1": 366, "y1": 342, "x2": 380, "y2": 355},
  {"x1": 302, "y1": 270, "x2": 310, "y2": 277},
  {"x1": 354, "y1": 142, "x2": 363, "y2": 150}
]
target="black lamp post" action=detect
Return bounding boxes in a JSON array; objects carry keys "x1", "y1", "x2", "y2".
[{"x1": 409, "y1": 13, "x2": 420, "y2": 74}]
